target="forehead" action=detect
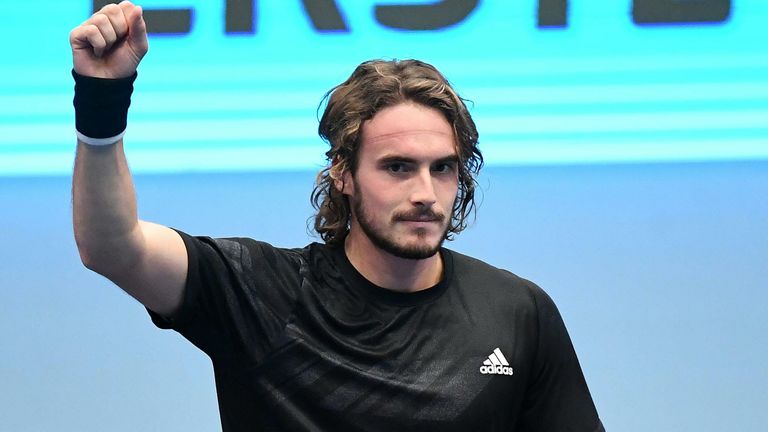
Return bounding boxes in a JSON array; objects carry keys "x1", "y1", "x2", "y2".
[{"x1": 359, "y1": 102, "x2": 455, "y2": 158}]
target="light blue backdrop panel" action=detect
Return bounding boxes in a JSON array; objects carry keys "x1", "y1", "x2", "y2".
[
  {"x1": 1, "y1": 162, "x2": 767, "y2": 431},
  {"x1": 1, "y1": 0, "x2": 767, "y2": 176}
]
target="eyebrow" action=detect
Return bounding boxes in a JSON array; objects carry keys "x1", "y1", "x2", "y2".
[{"x1": 377, "y1": 155, "x2": 459, "y2": 165}]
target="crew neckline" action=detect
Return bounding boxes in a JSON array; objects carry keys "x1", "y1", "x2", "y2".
[{"x1": 329, "y1": 244, "x2": 453, "y2": 307}]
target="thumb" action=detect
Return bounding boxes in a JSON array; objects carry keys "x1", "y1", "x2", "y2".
[{"x1": 126, "y1": 5, "x2": 149, "y2": 54}]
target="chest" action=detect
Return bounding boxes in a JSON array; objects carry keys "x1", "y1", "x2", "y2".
[{"x1": 238, "y1": 280, "x2": 535, "y2": 429}]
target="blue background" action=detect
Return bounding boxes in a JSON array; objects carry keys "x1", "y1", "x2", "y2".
[{"x1": 1, "y1": 0, "x2": 767, "y2": 430}]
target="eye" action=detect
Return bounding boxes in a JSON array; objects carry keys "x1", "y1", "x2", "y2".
[
  {"x1": 386, "y1": 163, "x2": 408, "y2": 173},
  {"x1": 433, "y1": 162, "x2": 457, "y2": 174}
]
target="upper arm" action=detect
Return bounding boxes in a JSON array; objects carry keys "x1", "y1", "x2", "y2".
[
  {"x1": 110, "y1": 220, "x2": 188, "y2": 319},
  {"x1": 517, "y1": 284, "x2": 603, "y2": 431},
  {"x1": 143, "y1": 234, "x2": 306, "y2": 360}
]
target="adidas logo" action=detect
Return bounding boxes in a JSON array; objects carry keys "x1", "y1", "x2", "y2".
[{"x1": 479, "y1": 347, "x2": 514, "y2": 376}]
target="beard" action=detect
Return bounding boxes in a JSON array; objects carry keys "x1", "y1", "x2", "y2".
[{"x1": 352, "y1": 195, "x2": 450, "y2": 260}]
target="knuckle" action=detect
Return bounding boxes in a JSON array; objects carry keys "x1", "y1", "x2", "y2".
[
  {"x1": 92, "y1": 13, "x2": 109, "y2": 26},
  {"x1": 101, "y1": 3, "x2": 119, "y2": 14},
  {"x1": 101, "y1": 4, "x2": 123, "y2": 23},
  {"x1": 69, "y1": 26, "x2": 81, "y2": 40},
  {"x1": 118, "y1": 1, "x2": 133, "y2": 13}
]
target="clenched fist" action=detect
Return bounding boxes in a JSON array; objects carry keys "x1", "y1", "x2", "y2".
[{"x1": 69, "y1": 1, "x2": 148, "y2": 79}]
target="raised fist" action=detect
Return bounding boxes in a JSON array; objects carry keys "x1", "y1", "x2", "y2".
[{"x1": 69, "y1": 1, "x2": 149, "y2": 79}]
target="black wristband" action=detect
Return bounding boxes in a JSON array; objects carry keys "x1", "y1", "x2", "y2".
[{"x1": 72, "y1": 69, "x2": 137, "y2": 141}]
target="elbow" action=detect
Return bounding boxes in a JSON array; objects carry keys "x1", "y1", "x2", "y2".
[
  {"x1": 74, "y1": 233, "x2": 137, "y2": 280},
  {"x1": 77, "y1": 246, "x2": 101, "y2": 273},
  {"x1": 72, "y1": 221, "x2": 144, "y2": 280},
  {"x1": 75, "y1": 237, "x2": 108, "y2": 275}
]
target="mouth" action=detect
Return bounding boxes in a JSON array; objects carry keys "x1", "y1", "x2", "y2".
[
  {"x1": 400, "y1": 220, "x2": 438, "y2": 228},
  {"x1": 400, "y1": 217, "x2": 440, "y2": 223},
  {"x1": 396, "y1": 212, "x2": 444, "y2": 225}
]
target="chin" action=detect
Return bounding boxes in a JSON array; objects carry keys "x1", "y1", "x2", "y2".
[{"x1": 379, "y1": 237, "x2": 444, "y2": 260}]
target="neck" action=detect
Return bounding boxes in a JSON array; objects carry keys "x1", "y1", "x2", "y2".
[{"x1": 343, "y1": 228, "x2": 443, "y2": 293}]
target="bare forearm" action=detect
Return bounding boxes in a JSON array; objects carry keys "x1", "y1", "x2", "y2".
[{"x1": 73, "y1": 139, "x2": 142, "y2": 277}]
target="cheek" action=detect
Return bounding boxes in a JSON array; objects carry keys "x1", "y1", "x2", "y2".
[
  {"x1": 363, "y1": 190, "x2": 399, "y2": 211},
  {"x1": 356, "y1": 174, "x2": 398, "y2": 201},
  {"x1": 439, "y1": 179, "x2": 460, "y2": 203}
]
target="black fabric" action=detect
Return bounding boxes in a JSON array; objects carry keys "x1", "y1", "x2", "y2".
[
  {"x1": 72, "y1": 69, "x2": 135, "y2": 138},
  {"x1": 149, "y1": 231, "x2": 604, "y2": 432}
]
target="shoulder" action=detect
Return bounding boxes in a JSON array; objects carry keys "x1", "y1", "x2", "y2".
[
  {"x1": 447, "y1": 248, "x2": 536, "y2": 292},
  {"x1": 445, "y1": 248, "x2": 554, "y2": 312},
  {"x1": 175, "y1": 230, "x2": 311, "y2": 276}
]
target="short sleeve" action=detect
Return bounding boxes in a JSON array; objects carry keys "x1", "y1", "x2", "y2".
[
  {"x1": 147, "y1": 230, "x2": 304, "y2": 366},
  {"x1": 516, "y1": 283, "x2": 605, "y2": 432}
]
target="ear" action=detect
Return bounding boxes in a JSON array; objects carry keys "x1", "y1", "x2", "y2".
[
  {"x1": 331, "y1": 161, "x2": 354, "y2": 196},
  {"x1": 337, "y1": 169, "x2": 354, "y2": 196}
]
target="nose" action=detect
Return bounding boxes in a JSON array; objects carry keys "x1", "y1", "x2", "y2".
[{"x1": 409, "y1": 168, "x2": 437, "y2": 207}]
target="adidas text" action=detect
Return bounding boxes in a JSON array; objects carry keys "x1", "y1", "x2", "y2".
[{"x1": 479, "y1": 364, "x2": 514, "y2": 375}]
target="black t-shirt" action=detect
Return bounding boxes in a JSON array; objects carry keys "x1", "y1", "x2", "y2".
[{"x1": 150, "y1": 231, "x2": 604, "y2": 432}]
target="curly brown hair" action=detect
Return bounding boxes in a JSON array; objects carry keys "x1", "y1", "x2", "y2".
[{"x1": 311, "y1": 59, "x2": 483, "y2": 246}]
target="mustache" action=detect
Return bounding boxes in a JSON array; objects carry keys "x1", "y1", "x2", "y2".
[{"x1": 393, "y1": 208, "x2": 446, "y2": 222}]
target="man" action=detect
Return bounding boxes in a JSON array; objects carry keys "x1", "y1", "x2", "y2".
[{"x1": 70, "y1": 2, "x2": 604, "y2": 431}]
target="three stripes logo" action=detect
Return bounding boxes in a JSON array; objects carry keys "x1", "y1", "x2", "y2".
[{"x1": 479, "y1": 347, "x2": 514, "y2": 376}]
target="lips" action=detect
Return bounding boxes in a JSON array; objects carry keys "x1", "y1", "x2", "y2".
[
  {"x1": 401, "y1": 217, "x2": 440, "y2": 223},
  {"x1": 395, "y1": 211, "x2": 444, "y2": 223}
]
